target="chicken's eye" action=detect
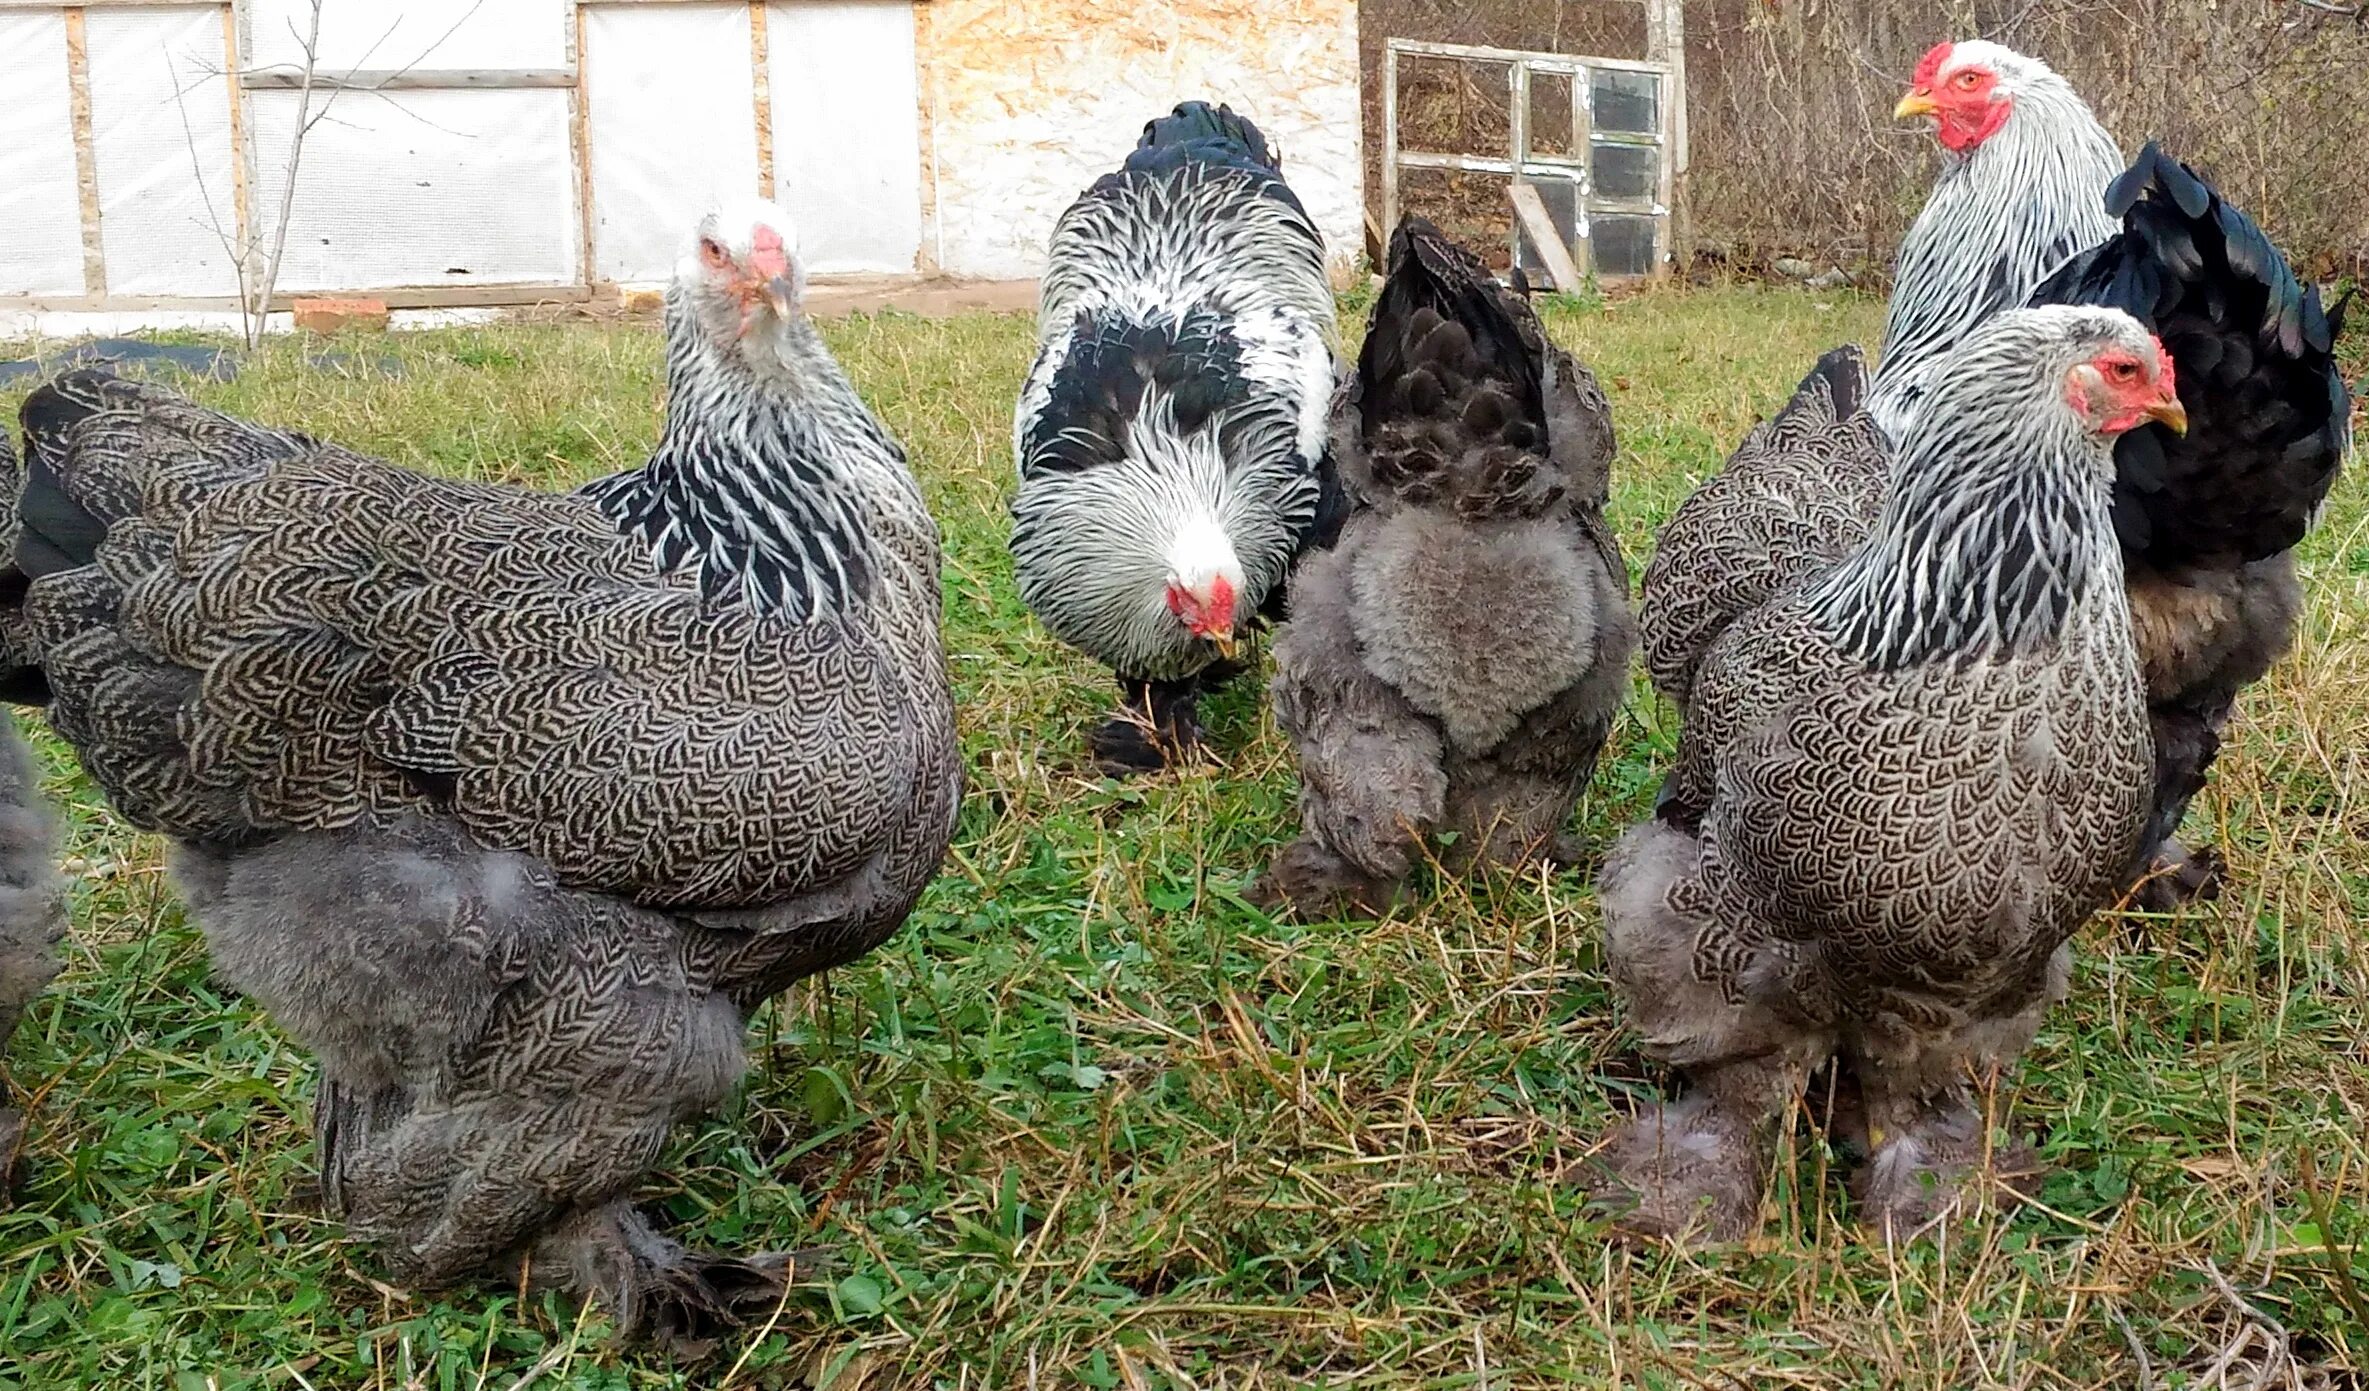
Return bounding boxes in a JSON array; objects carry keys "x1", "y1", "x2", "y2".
[
  {"x1": 698, "y1": 238, "x2": 730, "y2": 270},
  {"x1": 2106, "y1": 360, "x2": 2138, "y2": 382},
  {"x1": 1953, "y1": 70, "x2": 1984, "y2": 90}
]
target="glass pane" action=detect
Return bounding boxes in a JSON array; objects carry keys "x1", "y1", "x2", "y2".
[
  {"x1": 1590, "y1": 213, "x2": 1658, "y2": 278},
  {"x1": 1513, "y1": 177, "x2": 1580, "y2": 281},
  {"x1": 1527, "y1": 70, "x2": 1580, "y2": 158},
  {"x1": 1399, "y1": 54, "x2": 1513, "y2": 158},
  {"x1": 1591, "y1": 141, "x2": 1658, "y2": 201},
  {"x1": 1592, "y1": 70, "x2": 1659, "y2": 134}
]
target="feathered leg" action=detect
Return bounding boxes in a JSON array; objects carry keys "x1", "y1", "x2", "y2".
[
  {"x1": 1437, "y1": 625, "x2": 1632, "y2": 874},
  {"x1": 2123, "y1": 554, "x2": 2301, "y2": 912},
  {"x1": 0, "y1": 715, "x2": 63, "y2": 1193},
  {"x1": 1589, "y1": 819, "x2": 1835, "y2": 1242},
  {"x1": 186, "y1": 821, "x2": 809, "y2": 1349},
  {"x1": 1090, "y1": 674, "x2": 1210, "y2": 776},
  {"x1": 1256, "y1": 549, "x2": 1446, "y2": 917},
  {"x1": 1846, "y1": 948, "x2": 2065, "y2": 1240}
]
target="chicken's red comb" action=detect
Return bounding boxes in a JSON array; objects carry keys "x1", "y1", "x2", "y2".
[{"x1": 1910, "y1": 41, "x2": 1953, "y2": 88}]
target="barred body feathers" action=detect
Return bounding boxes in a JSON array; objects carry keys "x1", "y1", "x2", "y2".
[
  {"x1": 1597, "y1": 307, "x2": 2158, "y2": 1243},
  {"x1": 3, "y1": 202, "x2": 959, "y2": 1342},
  {"x1": 1255, "y1": 219, "x2": 1635, "y2": 917}
]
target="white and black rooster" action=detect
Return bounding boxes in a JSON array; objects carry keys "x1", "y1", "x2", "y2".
[{"x1": 1011, "y1": 101, "x2": 1343, "y2": 774}]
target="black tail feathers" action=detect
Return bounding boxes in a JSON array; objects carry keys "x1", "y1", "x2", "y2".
[
  {"x1": 1135, "y1": 101, "x2": 1278, "y2": 172},
  {"x1": 13, "y1": 369, "x2": 124, "y2": 581}
]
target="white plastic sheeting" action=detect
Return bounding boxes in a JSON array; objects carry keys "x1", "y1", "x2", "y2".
[
  {"x1": 248, "y1": 87, "x2": 579, "y2": 291},
  {"x1": 768, "y1": 2, "x2": 923, "y2": 276},
  {"x1": 0, "y1": 12, "x2": 88, "y2": 298},
  {"x1": 86, "y1": 6, "x2": 244, "y2": 298},
  {"x1": 584, "y1": 2, "x2": 759, "y2": 286},
  {"x1": 245, "y1": 0, "x2": 565, "y2": 73}
]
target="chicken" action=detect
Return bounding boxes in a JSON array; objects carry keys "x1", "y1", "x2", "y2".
[
  {"x1": 1594, "y1": 306, "x2": 2176, "y2": 1242},
  {"x1": 1253, "y1": 218, "x2": 1634, "y2": 918},
  {"x1": 1644, "y1": 42, "x2": 2351, "y2": 910},
  {"x1": 1867, "y1": 41, "x2": 2125, "y2": 441},
  {"x1": 1011, "y1": 101, "x2": 1343, "y2": 774},
  {"x1": 3, "y1": 200, "x2": 959, "y2": 1342}
]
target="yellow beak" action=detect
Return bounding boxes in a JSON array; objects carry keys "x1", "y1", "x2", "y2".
[
  {"x1": 2145, "y1": 396, "x2": 2189, "y2": 436},
  {"x1": 1209, "y1": 631, "x2": 1239, "y2": 661},
  {"x1": 1894, "y1": 90, "x2": 1939, "y2": 120}
]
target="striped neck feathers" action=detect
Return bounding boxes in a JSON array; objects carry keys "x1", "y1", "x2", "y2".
[
  {"x1": 1011, "y1": 393, "x2": 1300, "y2": 675},
  {"x1": 1875, "y1": 73, "x2": 2124, "y2": 419},
  {"x1": 590, "y1": 292, "x2": 924, "y2": 621},
  {"x1": 1807, "y1": 347, "x2": 2124, "y2": 669}
]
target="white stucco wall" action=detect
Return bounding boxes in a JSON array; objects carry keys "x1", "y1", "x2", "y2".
[{"x1": 919, "y1": 0, "x2": 1365, "y2": 282}]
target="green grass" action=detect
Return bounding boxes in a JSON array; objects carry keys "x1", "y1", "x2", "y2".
[{"x1": 1, "y1": 286, "x2": 2364, "y2": 1389}]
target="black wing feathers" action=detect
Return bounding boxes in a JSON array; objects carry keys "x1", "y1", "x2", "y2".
[
  {"x1": 1024, "y1": 312, "x2": 1252, "y2": 475},
  {"x1": 2031, "y1": 143, "x2": 2351, "y2": 565}
]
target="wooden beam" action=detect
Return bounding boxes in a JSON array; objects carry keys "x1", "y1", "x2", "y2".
[
  {"x1": 1508, "y1": 182, "x2": 1582, "y2": 293},
  {"x1": 240, "y1": 68, "x2": 576, "y2": 90},
  {"x1": 63, "y1": 6, "x2": 107, "y2": 298},
  {"x1": 749, "y1": 2, "x2": 774, "y2": 200},
  {"x1": 0, "y1": 0, "x2": 213, "y2": 8},
  {"x1": 1386, "y1": 37, "x2": 1667, "y2": 76}
]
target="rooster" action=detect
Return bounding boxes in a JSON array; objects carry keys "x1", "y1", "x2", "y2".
[
  {"x1": 4, "y1": 200, "x2": 960, "y2": 1342},
  {"x1": 1254, "y1": 219, "x2": 1633, "y2": 917},
  {"x1": 1597, "y1": 307, "x2": 2175, "y2": 1241},
  {"x1": 1643, "y1": 40, "x2": 2350, "y2": 910},
  {"x1": 1011, "y1": 101, "x2": 1343, "y2": 774}
]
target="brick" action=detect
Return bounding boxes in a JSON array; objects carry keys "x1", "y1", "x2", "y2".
[{"x1": 292, "y1": 297, "x2": 390, "y2": 335}]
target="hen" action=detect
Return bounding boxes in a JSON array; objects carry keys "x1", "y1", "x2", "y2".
[
  {"x1": 1254, "y1": 219, "x2": 1634, "y2": 917},
  {"x1": 1642, "y1": 41, "x2": 2350, "y2": 910},
  {"x1": 1011, "y1": 101, "x2": 1343, "y2": 774},
  {"x1": 1595, "y1": 306, "x2": 2174, "y2": 1242},
  {"x1": 3, "y1": 201, "x2": 959, "y2": 1341}
]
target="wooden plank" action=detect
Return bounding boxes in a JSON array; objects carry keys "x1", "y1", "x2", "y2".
[
  {"x1": 1397, "y1": 150, "x2": 1518, "y2": 176},
  {"x1": 240, "y1": 68, "x2": 576, "y2": 90},
  {"x1": 911, "y1": 0, "x2": 941, "y2": 274},
  {"x1": 1508, "y1": 183, "x2": 1581, "y2": 293},
  {"x1": 63, "y1": 6, "x2": 107, "y2": 298},
  {"x1": 1645, "y1": 0, "x2": 1689, "y2": 278},
  {"x1": 0, "y1": 0, "x2": 211, "y2": 7},
  {"x1": 0, "y1": 285, "x2": 595, "y2": 314},
  {"x1": 748, "y1": 1, "x2": 774, "y2": 200},
  {"x1": 1387, "y1": 37, "x2": 1668, "y2": 76},
  {"x1": 1506, "y1": 60, "x2": 1528, "y2": 272}
]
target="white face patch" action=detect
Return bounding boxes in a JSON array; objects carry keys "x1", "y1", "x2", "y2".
[{"x1": 1163, "y1": 513, "x2": 1244, "y2": 596}]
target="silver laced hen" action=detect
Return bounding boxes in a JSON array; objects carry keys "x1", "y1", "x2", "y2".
[
  {"x1": 1011, "y1": 101, "x2": 1342, "y2": 774},
  {"x1": 1645, "y1": 41, "x2": 2350, "y2": 912},
  {"x1": 1253, "y1": 219, "x2": 1633, "y2": 918},
  {"x1": 1595, "y1": 306, "x2": 2175, "y2": 1243},
  {"x1": 2, "y1": 201, "x2": 959, "y2": 1342}
]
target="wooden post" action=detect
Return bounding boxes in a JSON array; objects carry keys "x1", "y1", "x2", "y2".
[
  {"x1": 1643, "y1": 0, "x2": 1689, "y2": 279},
  {"x1": 64, "y1": 6, "x2": 107, "y2": 297},
  {"x1": 1506, "y1": 60, "x2": 1529, "y2": 271},
  {"x1": 568, "y1": 3, "x2": 597, "y2": 288},
  {"x1": 1380, "y1": 42, "x2": 1399, "y2": 252},
  {"x1": 219, "y1": 4, "x2": 252, "y2": 262},
  {"x1": 749, "y1": 1, "x2": 775, "y2": 201}
]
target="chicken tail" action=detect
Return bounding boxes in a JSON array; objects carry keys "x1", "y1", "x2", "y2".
[{"x1": 1133, "y1": 100, "x2": 1281, "y2": 173}]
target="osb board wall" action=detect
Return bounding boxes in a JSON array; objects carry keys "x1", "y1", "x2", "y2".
[{"x1": 919, "y1": 0, "x2": 1365, "y2": 282}]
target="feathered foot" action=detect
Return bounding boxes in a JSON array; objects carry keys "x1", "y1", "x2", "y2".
[
  {"x1": 1089, "y1": 676, "x2": 1208, "y2": 777},
  {"x1": 1586, "y1": 1094, "x2": 1769, "y2": 1244},
  {"x1": 2125, "y1": 837, "x2": 2225, "y2": 915},
  {"x1": 1851, "y1": 1098, "x2": 2042, "y2": 1242},
  {"x1": 1249, "y1": 838, "x2": 1403, "y2": 919},
  {"x1": 524, "y1": 1202, "x2": 834, "y2": 1357}
]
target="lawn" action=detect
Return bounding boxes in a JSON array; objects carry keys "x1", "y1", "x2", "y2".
[{"x1": 1, "y1": 286, "x2": 2364, "y2": 1389}]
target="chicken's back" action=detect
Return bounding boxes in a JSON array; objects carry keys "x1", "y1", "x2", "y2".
[{"x1": 1638, "y1": 346, "x2": 1888, "y2": 710}]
